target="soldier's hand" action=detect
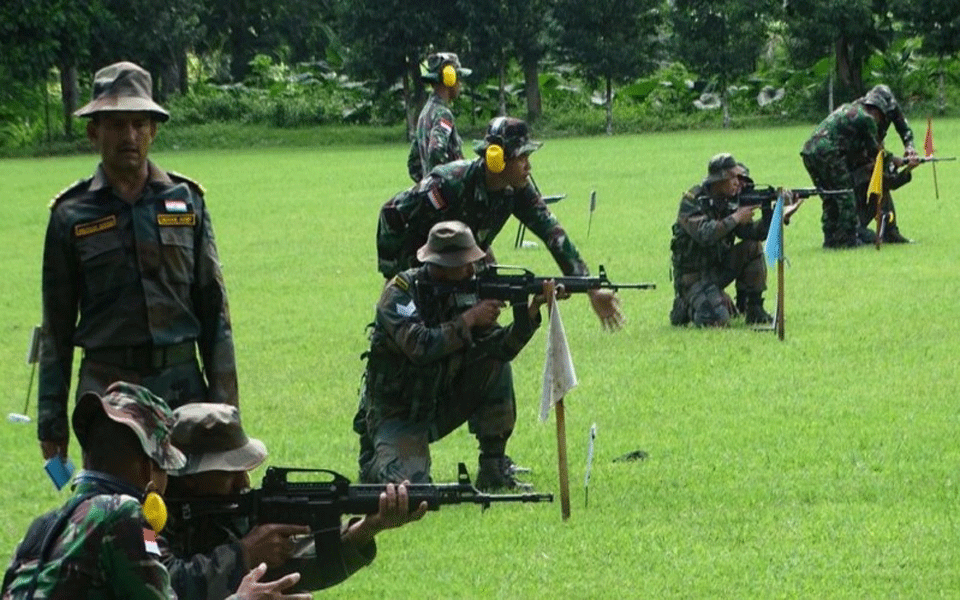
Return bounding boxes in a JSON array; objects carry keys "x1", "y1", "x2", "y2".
[
  {"x1": 240, "y1": 523, "x2": 311, "y2": 570},
  {"x1": 732, "y1": 205, "x2": 758, "y2": 224},
  {"x1": 372, "y1": 481, "x2": 428, "y2": 531},
  {"x1": 587, "y1": 288, "x2": 624, "y2": 331},
  {"x1": 41, "y1": 439, "x2": 68, "y2": 461},
  {"x1": 462, "y1": 299, "x2": 505, "y2": 328},
  {"x1": 234, "y1": 563, "x2": 312, "y2": 600}
]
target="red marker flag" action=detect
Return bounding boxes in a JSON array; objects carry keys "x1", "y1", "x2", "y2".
[{"x1": 924, "y1": 118, "x2": 935, "y2": 157}]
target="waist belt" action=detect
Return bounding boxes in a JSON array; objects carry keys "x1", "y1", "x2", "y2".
[{"x1": 84, "y1": 341, "x2": 196, "y2": 370}]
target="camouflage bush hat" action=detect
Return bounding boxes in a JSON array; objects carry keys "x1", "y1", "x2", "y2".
[
  {"x1": 421, "y1": 52, "x2": 472, "y2": 84},
  {"x1": 862, "y1": 84, "x2": 898, "y2": 117},
  {"x1": 73, "y1": 381, "x2": 186, "y2": 471},
  {"x1": 74, "y1": 61, "x2": 170, "y2": 122},
  {"x1": 473, "y1": 116, "x2": 543, "y2": 159},
  {"x1": 704, "y1": 152, "x2": 739, "y2": 184},
  {"x1": 168, "y1": 403, "x2": 267, "y2": 476},
  {"x1": 416, "y1": 220, "x2": 487, "y2": 268}
]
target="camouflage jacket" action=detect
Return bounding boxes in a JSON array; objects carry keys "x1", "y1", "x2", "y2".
[
  {"x1": 378, "y1": 159, "x2": 588, "y2": 279},
  {"x1": 406, "y1": 92, "x2": 463, "y2": 182},
  {"x1": 670, "y1": 183, "x2": 770, "y2": 278},
  {"x1": 852, "y1": 98, "x2": 915, "y2": 168},
  {"x1": 2, "y1": 473, "x2": 175, "y2": 600},
  {"x1": 364, "y1": 266, "x2": 541, "y2": 424},
  {"x1": 38, "y1": 161, "x2": 238, "y2": 442},
  {"x1": 160, "y1": 509, "x2": 375, "y2": 599},
  {"x1": 801, "y1": 103, "x2": 882, "y2": 170}
]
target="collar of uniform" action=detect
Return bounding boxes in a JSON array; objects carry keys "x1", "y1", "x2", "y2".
[{"x1": 89, "y1": 160, "x2": 173, "y2": 192}]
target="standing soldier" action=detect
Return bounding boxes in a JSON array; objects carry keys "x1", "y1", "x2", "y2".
[
  {"x1": 800, "y1": 84, "x2": 918, "y2": 248},
  {"x1": 37, "y1": 61, "x2": 238, "y2": 463},
  {"x1": 407, "y1": 52, "x2": 472, "y2": 182}
]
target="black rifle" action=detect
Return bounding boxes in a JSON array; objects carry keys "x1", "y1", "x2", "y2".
[
  {"x1": 737, "y1": 186, "x2": 852, "y2": 209},
  {"x1": 419, "y1": 264, "x2": 655, "y2": 306},
  {"x1": 915, "y1": 156, "x2": 956, "y2": 164},
  {"x1": 165, "y1": 463, "x2": 551, "y2": 587}
]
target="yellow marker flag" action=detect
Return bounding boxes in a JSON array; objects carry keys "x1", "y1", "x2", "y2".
[{"x1": 867, "y1": 149, "x2": 885, "y2": 203}]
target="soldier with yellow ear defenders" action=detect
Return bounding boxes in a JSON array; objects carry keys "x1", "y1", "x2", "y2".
[
  {"x1": 378, "y1": 116, "x2": 626, "y2": 331},
  {"x1": 407, "y1": 52, "x2": 472, "y2": 182}
]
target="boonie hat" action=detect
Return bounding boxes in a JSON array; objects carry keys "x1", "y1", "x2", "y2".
[
  {"x1": 421, "y1": 52, "x2": 472, "y2": 84},
  {"x1": 74, "y1": 61, "x2": 170, "y2": 122},
  {"x1": 416, "y1": 220, "x2": 487, "y2": 268},
  {"x1": 473, "y1": 116, "x2": 543, "y2": 159},
  {"x1": 704, "y1": 152, "x2": 739, "y2": 184},
  {"x1": 73, "y1": 381, "x2": 186, "y2": 471},
  {"x1": 168, "y1": 403, "x2": 267, "y2": 476}
]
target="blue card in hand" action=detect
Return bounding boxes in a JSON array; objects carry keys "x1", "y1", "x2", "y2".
[{"x1": 44, "y1": 456, "x2": 75, "y2": 490}]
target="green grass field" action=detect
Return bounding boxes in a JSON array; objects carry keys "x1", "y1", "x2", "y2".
[{"x1": 1, "y1": 121, "x2": 958, "y2": 598}]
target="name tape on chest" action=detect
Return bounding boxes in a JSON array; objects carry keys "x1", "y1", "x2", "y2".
[
  {"x1": 157, "y1": 213, "x2": 197, "y2": 227},
  {"x1": 74, "y1": 215, "x2": 118, "y2": 238}
]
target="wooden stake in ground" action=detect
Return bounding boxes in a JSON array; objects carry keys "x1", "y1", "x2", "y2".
[{"x1": 539, "y1": 282, "x2": 578, "y2": 521}]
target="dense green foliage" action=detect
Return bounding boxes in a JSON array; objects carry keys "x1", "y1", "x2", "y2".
[{"x1": 1, "y1": 122, "x2": 959, "y2": 596}]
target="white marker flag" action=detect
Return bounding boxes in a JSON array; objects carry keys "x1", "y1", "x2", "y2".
[{"x1": 539, "y1": 291, "x2": 578, "y2": 422}]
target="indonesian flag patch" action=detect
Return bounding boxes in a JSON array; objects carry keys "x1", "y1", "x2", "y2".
[
  {"x1": 164, "y1": 199, "x2": 188, "y2": 213},
  {"x1": 143, "y1": 528, "x2": 160, "y2": 555},
  {"x1": 428, "y1": 187, "x2": 446, "y2": 210},
  {"x1": 439, "y1": 118, "x2": 453, "y2": 133}
]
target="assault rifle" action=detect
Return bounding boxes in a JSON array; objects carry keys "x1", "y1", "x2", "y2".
[
  {"x1": 419, "y1": 264, "x2": 655, "y2": 306},
  {"x1": 737, "y1": 186, "x2": 852, "y2": 209},
  {"x1": 914, "y1": 156, "x2": 956, "y2": 164}
]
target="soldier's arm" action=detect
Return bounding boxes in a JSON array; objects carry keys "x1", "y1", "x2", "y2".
[
  {"x1": 512, "y1": 183, "x2": 589, "y2": 276},
  {"x1": 407, "y1": 140, "x2": 423, "y2": 183},
  {"x1": 890, "y1": 107, "x2": 915, "y2": 151},
  {"x1": 425, "y1": 106, "x2": 458, "y2": 173},
  {"x1": 160, "y1": 533, "x2": 247, "y2": 600},
  {"x1": 38, "y1": 210, "x2": 78, "y2": 452},
  {"x1": 192, "y1": 192, "x2": 239, "y2": 407},
  {"x1": 103, "y1": 502, "x2": 177, "y2": 600},
  {"x1": 676, "y1": 195, "x2": 738, "y2": 246},
  {"x1": 376, "y1": 276, "x2": 472, "y2": 365}
]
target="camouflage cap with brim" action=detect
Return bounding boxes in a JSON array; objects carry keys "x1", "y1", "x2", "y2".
[
  {"x1": 416, "y1": 220, "x2": 487, "y2": 268},
  {"x1": 704, "y1": 152, "x2": 739, "y2": 184},
  {"x1": 73, "y1": 381, "x2": 185, "y2": 471},
  {"x1": 168, "y1": 403, "x2": 267, "y2": 476},
  {"x1": 472, "y1": 116, "x2": 543, "y2": 159},
  {"x1": 74, "y1": 61, "x2": 170, "y2": 122},
  {"x1": 862, "y1": 84, "x2": 898, "y2": 117},
  {"x1": 421, "y1": 52, "x2": 472, "y2": 83}
]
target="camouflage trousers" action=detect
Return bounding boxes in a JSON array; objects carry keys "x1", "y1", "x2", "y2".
[
  {"x1": 801, "y1": 151, "x2": 858, "y2": 245},
  {"x1": 672, "y1": 240, "x2": 766, "y2": 327},
  {"x1": 359, "y1": 357, "x2": 516, "y2": 484},
  {"x1": 77, "y1": 356, "x2": 208, "y2": 411}
]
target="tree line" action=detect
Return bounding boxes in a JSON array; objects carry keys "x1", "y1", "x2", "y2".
[{"x1": 2, "y1": 0, "x2": 959, "y2": 144}]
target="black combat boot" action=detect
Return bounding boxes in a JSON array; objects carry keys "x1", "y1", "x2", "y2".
[
  {"x1": 883, "y1": 227, "x2": 912, "y2": 244},
  {"x1": 743, "y1": 293, "x2": 773, "y2": 325},
  {"x1": 475, "y1": 455, "x2": 533, "y2": 491}
]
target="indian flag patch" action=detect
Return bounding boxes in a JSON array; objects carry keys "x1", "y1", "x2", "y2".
[
  {"x1": 164, "y1": 199, "x2": 188, "y2": 213},
  {"x1": 143, "y1": 528, "x2": 160, "y2": 555}
]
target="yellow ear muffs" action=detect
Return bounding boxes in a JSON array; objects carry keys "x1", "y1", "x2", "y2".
[
  {"x1": 442, "y1": 64, "x2": 457, "y2": 88},
  {"x1": 486, "y1": 144, "x2": 505, "y2": 173},
  {"x1": 143, "y1": 491, "x2": 168, "y2": 532}
]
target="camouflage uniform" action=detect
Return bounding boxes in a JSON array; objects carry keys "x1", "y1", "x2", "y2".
[
  {"x1": 160, "y1": 512, "x2": 375, "y2": 600},
  {"x1": 39, "y1": 160, "x2": 238, "y2": 446},
  {"x1": 378, "y1": 158, "x2": 588, "y2": 279},
  {"x1": 160, "y1": 404, "x2": 375, "y2": 599},
  {"x1": 800, "y1": 85, "x2": 915, "y2": 247},
  {"x1": 407, "y1": 92, "x2": 464, "y2": 183},
  {"x1": 670, "y1": 182, "x2": 770, "y2": 327},
  {"x1": 358, "y1": 265, "x2": 541, "y2": 483},
  {"x1": 2, "y1": 382, "x2": 186, "y2": 600}
]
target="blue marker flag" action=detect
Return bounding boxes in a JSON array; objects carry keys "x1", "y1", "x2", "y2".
[{"x1": 765, "y1": 195, "x2": 784, "y2": 266}]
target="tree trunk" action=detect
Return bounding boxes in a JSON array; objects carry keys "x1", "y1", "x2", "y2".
[
  {"x1": 498, "y1": 59, "x2": 507, "y2": 116},
  {"x1": 834, "y1": 36, "x2": 864, "y2": 99},
  {"x1": 179, "y1": 50, "x2": 189, "y2": 95},
  {"x1": 522, "y1": 57, "x2": 541, "y2": 123},
  {"x1": 605, "y1": 77, "x2": 613, "y2": 135},
  {"x1": 938, "y1": 56, "x2": 946, "y2": 116},
  {"x1": 59, "y1": 62, "x2": 79, "y2": 139}
]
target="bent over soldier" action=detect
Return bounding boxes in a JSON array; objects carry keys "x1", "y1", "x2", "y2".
[
  {"x1": 670, "y1": 153, "x2": 775, "y2": 327},
  {"x1": 359, "y1": 221, "x2": 552, "y2": 490},
  {"x1": 38, "y1": 61, "x2": 238, "y2": 463}
]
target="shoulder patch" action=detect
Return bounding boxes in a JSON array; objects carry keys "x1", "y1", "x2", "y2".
[
  {"x1": 48, "y1": 178, "x2": 90, "y2": 210},
  {"x1": 391, "y1": 275, "x2": 410, "y2": 292},
  {"x1": 167, "y1": 171, "x2": 207, "y2": 195}
]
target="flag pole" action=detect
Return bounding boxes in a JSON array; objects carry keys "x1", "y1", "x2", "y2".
[
  {"x1": 932, "y1": 160, "x2": 940, "y2": 200},
  {"x1": 776, "y1": 256, "x2": 785, "y2": 341},
  {"x1": 555, "y1": 398, "x2": 571, "y2": 520}
]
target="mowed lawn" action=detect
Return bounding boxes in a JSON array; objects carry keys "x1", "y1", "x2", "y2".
[{"x1": 0, "y1": 120, "x2": 958, "y2": 597}]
